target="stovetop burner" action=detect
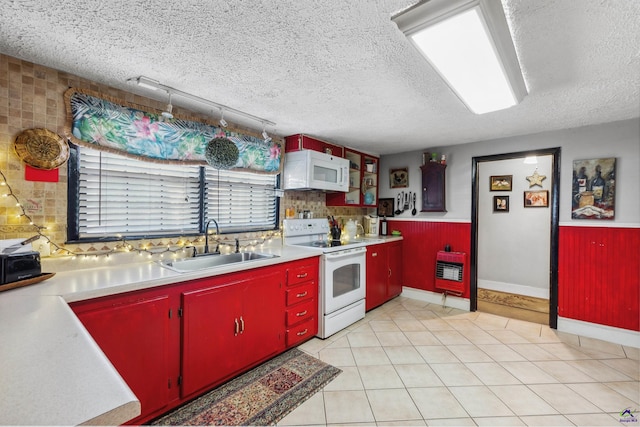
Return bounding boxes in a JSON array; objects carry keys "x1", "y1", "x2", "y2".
[{"x1": 282, "y1": 219, "x2": 370, "y2": 253}]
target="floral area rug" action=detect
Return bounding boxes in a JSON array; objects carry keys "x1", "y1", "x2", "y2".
[{"x1": 150, "y1": 348, "x2": 341, "y2": 426}]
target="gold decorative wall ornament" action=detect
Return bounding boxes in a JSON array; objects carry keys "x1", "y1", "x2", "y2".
[
  {"x1": 13, "y1": 128, "x2": 70, "y2": 170},
  {"x1": 526, "y1": 169, "x2": 546, "y2": 187}
]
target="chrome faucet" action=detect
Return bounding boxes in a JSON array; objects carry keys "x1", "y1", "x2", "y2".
[{"x1": 203, "y1": 219, "x2": 220, "y2": 254}]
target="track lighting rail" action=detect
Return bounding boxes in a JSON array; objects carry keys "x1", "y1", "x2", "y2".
[{"x1": 127, "y1": 76, "x2": 275, "y2": 128}]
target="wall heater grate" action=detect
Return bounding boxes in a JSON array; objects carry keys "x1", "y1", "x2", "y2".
[{"x1": 435, "y1": 251, "x2": 467, "y2": 295}]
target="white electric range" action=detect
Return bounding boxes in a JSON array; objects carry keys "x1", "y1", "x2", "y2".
[{"x1": 283, "y1": 219, "x2": 367, "y2": 338}]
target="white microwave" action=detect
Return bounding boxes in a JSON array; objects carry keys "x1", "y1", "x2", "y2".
[{"x1": 283, "y1": 150, "x2": 349, "y2": 192}]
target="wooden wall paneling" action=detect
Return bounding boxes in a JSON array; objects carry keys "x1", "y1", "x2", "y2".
[
  {"x1": 392, "y1": 221, "x2": 471, "y2": 298},
  {"x1": 558, "y1": 226, "x2": 639, "y2": 331}
]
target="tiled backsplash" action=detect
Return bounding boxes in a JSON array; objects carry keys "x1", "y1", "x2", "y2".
[
  {"x1": 281, "y1": 189, "x2": 371, "y2": 228},
  {"x1": 0, "y1": 54, "x2": 371, "y2": 259}
]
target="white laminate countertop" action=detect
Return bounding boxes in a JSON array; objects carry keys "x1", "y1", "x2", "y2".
[{"x1": 0, "y1": 237, "x2": 401, "y2": 425}]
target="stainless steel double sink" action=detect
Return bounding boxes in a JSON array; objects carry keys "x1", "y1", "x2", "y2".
[{"x1": 159, "y1": 252, "x2": 278, "y2": 273}]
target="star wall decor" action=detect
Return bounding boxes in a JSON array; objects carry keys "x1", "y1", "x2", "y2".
[{"x1": 526, "y1": 169, "x2": 546, "y2": 187}]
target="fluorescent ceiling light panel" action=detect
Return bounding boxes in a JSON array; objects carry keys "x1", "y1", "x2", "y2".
[{"x1": 393, "y1": 0, "x2": 527, "y2": 114}]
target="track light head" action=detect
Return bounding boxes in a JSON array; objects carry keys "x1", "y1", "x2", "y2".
[
  {"x1": 219, "y1": 108, "x2": 228, "y2": 127},
  {"x1": 162, "y1": 92, "x2": 174, "y2": 119},
  {"x1": 261, "y1": 123, "x2": 271, "y2": 142}
]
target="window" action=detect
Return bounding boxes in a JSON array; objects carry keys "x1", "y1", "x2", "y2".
[{"x1": 68, "y1": 146, "x2": 279, "y2": 241}]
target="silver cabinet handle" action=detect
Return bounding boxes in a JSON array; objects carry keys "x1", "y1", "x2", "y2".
[
  {"x1": 239, "y1": 316, "x2": 245, "y2": 334},
  {"x1": 296, "y1": 310, "x2": 308, "y2": 317},
  {"x1": 297, "y1": 328, "x2": 308, "y2": 336}
]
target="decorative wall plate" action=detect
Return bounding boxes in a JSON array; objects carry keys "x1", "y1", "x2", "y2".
[{"x1": 14, "y1": 128, "x2": 69, "y2": 170}]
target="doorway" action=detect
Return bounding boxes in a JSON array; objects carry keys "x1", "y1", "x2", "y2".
[{"x1": 470, "y1": 148, "x2": 560, "y2": 328}]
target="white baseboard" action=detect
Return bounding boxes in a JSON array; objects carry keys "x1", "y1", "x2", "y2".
[
  {"x1": 558, "y1": 317, "x2": 640, "y2": 349},
  {"x1": 478, "y1": 279, "x2": 549, "y2": 299},
  {"x1": 401, "y1": 287, "x2": 470, "y2": 311}
]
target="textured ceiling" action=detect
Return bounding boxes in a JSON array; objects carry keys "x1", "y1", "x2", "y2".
[{"x1": 1, "y1": 0, "x2": 639, "y2": 155}]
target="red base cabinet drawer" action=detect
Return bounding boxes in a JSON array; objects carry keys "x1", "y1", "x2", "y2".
[
  {"x1": 286, "y1": 318, "x2": 317, "y2": 347},
  {"x1": 286, "y1": 299, "x2": 315, "y2": 326},
  {"x1": 286, "y1": 282, "x2": 315, "y2": 306},
  {"x1": 284, "y1": 257, "x2": 319, "y2": 348},
  {"x1": 287, "y1": 259, "x2": 319, "y2": 286}
]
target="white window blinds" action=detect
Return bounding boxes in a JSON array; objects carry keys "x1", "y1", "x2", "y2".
[
  {"x1": 75, "y1": 148, "x2": 277, "y2": 239},
  {"x1": 205, "y1": 168, "x2": 278, "y2": 232},
  {"x1": 77, "y1": 149, "x2": 201, "y2": 237}
]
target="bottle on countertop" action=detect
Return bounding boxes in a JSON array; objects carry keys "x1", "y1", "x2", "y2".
[{"x1": 380, "y1": 216, "x2": 388, "y2": 236}]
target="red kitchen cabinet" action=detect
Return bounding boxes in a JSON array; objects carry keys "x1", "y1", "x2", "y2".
[
  {"x1": 327, "y1": 147, "x2": 378, "y2": 207},
  {"x1": 366, "y1": 243, "x2": 388, "y2": 310},
  {"x1": 387, "y1": 240, "x2": 403, "y2": 299},
  {"x1": 70, "y1": 257, "x2": 318, "y2": 425},
  {"x1": 366, "y1": 240, "x2": 403, "y2": 311},
  {"x1": 71, "y1": 289, "x2": 176, "y2": 424},
  {"x1": 284, "y1": 133, "x2": 344, "y2": 157},
  {"x1": 181, "y1": 268, "x2": 284, "y2": 397},
  {"x1": 285, "y1": 257, "x2": 319, "y2": 347}
]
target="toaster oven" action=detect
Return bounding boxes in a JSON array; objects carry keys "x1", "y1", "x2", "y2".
[{"x1": 0, "y1": 251, "x2": 41, "y2": 284}]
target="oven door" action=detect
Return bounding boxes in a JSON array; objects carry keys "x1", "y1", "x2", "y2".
[{"x1": 320, "y1": 247, "x2": 366, "y2": 315}]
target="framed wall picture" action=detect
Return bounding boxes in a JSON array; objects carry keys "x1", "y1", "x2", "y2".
[
  {"x1": 390, "y1": 167, "x2": 409, "y2": 188},
  {"x1": 524, "y1": 190, "x2": 549, "y2": 207},
  {"x1": 490, "y1": 175, "x2": 512, "y2": 191},
  {"x1": 493, "y1": 196, "x2": 509, "y2": 212},
  {"x1": 377, "y1": 198, "x2": 395, "y2": 217},
  {"x1": 572, "y1": 157, "x2": 616, "y2": 220}
]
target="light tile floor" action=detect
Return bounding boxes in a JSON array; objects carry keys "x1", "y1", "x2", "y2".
[{"x1": 278, "y1": 296, "x2": 640, "y2": 427}]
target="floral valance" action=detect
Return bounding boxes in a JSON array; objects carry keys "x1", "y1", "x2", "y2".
[{"x1": 63, "y1": 88, "x2": 282, "y2": 174}]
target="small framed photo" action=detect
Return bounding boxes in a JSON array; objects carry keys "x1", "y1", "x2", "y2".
[
  {"x1": 493, "y1": 196, "x2": 509, "y2": 212},
  {"x1": 490, "y1": 175, "x2": 512, "y2": 191},
  {"x1": 524, "y1": 190, "x2": 549, "y2": 207},
  {"x1": 390, "y1": 167, "x2": 409, "y2": 188},
  {"x1": 377, "y1": 198, "x2": 395, "y2": 217}
]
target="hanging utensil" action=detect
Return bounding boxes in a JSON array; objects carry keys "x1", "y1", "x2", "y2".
[
  {"x1": 412, "y1": 192, "x2": 417, "y2": 215},
  {"x1": 395, "y1": 192, "x2": 402, "y2": 214},
  {"x1": 404, "y1": 191, "x2": 410, "y2": 211}
]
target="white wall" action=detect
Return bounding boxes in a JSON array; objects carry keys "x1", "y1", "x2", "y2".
[
  {"x1": 477, "y1": 156, "x2": 552, "y2": 298},
  {"x1": 380, "y1": 118, "x2": 639, "y2": 225}
]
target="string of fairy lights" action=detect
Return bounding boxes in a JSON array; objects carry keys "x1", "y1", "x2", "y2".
[{"x1": 0, "y1": 170, "x2": 279, "y2": 260}]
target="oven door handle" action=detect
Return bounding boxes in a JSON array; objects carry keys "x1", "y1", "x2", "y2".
[{"x1": 323, "y1": 247, "x2": 366, "y2": 259}]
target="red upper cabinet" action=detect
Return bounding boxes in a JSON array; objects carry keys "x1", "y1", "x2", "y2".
[
  {"x1": 285, "y1": 134, "x2": 344, "y2": 157},
  {"x1": 327, "y1": 148, "x2": 379, "y2": 207}
]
